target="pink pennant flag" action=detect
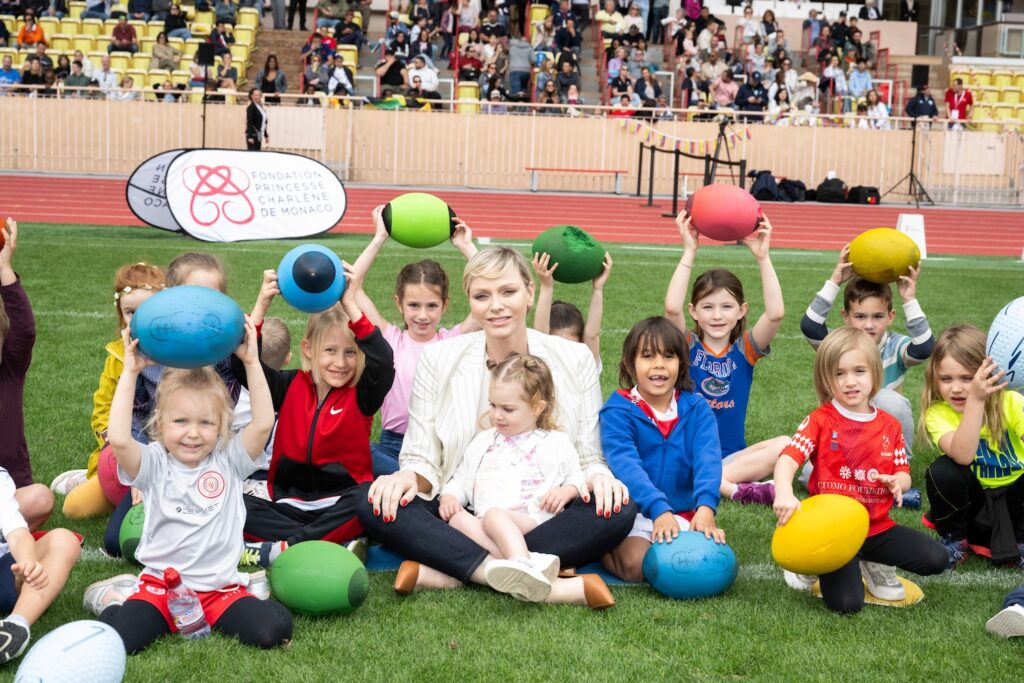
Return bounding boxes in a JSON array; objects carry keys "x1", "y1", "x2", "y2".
[{"x1": 745, "y1": 127, "x2": 752, "y2": 140}]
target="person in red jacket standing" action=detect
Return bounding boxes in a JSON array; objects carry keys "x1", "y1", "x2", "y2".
[
  {"x1": 237, "y1": 263, "x2": 395, "y2": 567},
  {"x1": 0, "y1": 218, "x2": 54, "y2": 533}
]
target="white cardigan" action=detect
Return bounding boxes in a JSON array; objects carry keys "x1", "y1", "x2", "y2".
[{"x1": 400, "y1": 329, "x2": 610, "y2": 497}]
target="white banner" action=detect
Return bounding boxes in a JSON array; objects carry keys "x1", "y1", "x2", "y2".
[
  {"x1": 126, "y1": 149, "x2": 188, "y2": 232},
  {"x1": 163, "y1": 149, "x2": 347, "y2": 242}
]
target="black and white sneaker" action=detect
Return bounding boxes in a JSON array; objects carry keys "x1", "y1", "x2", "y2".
[{"x1": 0, "y1": 617, "x2": 30, "y2": 663}]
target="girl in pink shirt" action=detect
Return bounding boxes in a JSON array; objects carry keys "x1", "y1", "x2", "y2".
[{"x1": 352, "y1": 205, "x2": 480, "y2": 476}]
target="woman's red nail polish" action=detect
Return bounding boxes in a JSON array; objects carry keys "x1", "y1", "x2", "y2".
[
  {"x1": 605, "y1": 511, "x2": 611, "y2": 518},
  {"x1": 614, "y1": 506, "x2": 620, "y2": 513},
  {"x1": 374, "y1": 509, "x2": 379, "y2": 515},
  {"x1": 401, "y1": 499, "x2": 408, "y2": 506}
]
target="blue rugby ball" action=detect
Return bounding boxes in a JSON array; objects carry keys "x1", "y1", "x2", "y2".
[
  {"x1": 642, "y1": 530, "x2": 738, "y2": 600},
  {"x1": 130, "y1": 286, "x2": 245, "y2": 369},
  {"x1": 987, "y1": 296, "x2": 1024, "y2": 391},
  {"x1": 278, "y1": 244, "x2": 346, "y2": 313}
]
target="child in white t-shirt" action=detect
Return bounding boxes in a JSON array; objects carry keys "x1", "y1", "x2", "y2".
[{"x1": 83, "y1": 320, "x2": 293, "y2": 654}]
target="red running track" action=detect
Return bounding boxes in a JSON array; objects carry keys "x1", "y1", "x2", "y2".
[{"x1": 2, "y1": 175, "x2": 1023, "y2": 256}]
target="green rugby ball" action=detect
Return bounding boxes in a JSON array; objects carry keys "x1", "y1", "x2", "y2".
[
  {"x1": 382, "y1": 192, "x2": 456, "y2": 249},
  {"x1": 269, "y1": 541, "x2": 369, "y2": 616},
  {"x1": 531, "y1": 225, "x2": 606, "y2": 284},
  {"x1": 119, "y1": 502, "x2": 145, "y2": 566}
]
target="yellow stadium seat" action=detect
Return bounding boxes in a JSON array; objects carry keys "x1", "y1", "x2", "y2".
[
  {"x1": 168, "y1": 36, "x2": 184, "y2": 50},
  {"x1": 971, "y1": 69, "x2": 992, "y2": 87},
  {"x1": 228, "y1": 42, "x2": 249, "y2": 65},
  {"x1": 132, "y1": 52, "x2": 152, "y2": 69},
  {"x1": 949, "y1": 69, "x2": 967, "y2": 86},
  {"x1": 183, "y1": 38, "x2": 202, "y2": 58},
  {"x1": 146, "y1": 20, "x2": 164, "y2": 38},
  {"x1": 350, "y1": 12, "x2": 362, "y2": 28},
  {"x1": 457, "y1": 80, "x2": 479, "y2": 100},
  {"x1": 1001, "y1": 87, "x2": 1021, "y2": 105},
  {"x1": 68, "y1": 1, "x2": 86, "y2": 18},
  {"x1": 80, "y1": 18, "x2": 103, "y2": 36},
  {"x1": 971, "y1": 105, "x2": 998, "y2": 132},
  {"x1": 190, "y1": 23, "x2": 211, "y2": 37},
  {"x1": 0, "y1": 47, "x2": 15, "y2": 63},
  {"x1": 87, "y1": 50, "x2": 106, "y2": 63},
  {"x1": 73, "y1": 35, "x2": 95, "y2": 52},
  {"x1": 1014, "y1": 73, "x2": 1024, "y2": 89},
  {"x1": 126, "y1": 67, "x2": 147, "y2": 85},
  {"x1": 103, "y1": 19, "x2": 119, "y2": 34},
  {"x1": 39, "y1": 17, "x2": 59, "y2": 34},
  {"x1": 109, "y1": 51, "x2": 131, "y2": 71},
  {"x1": 147, "y1": 68, "x2": 169, "y2": 87},
  {"x1": 189, "y1": 86, "x2": 203, "y2": 103},
  {"x1": 194, "y1": 10, "x2": 214, "y2": 25},
  {"x1": 171, "y1": 68, "x2": 189, "y2": 85},
  {"x1": 457, "y1": 31, "x2": 468, "y2": 48},
  {"x1": 59, "y1": 17, "x2": 81, "y2": 34},
  {"x1": 232, "y1": 25, "x2": 254, "y2": 46},
  {"x1": 217, "y1": 87, "x2": 236, "y2": 104},
  {"x1": 994, "y1": 105, "x2": 1013, "y2": 119},
  {"x1": 337, "y1": 44, "x2": 357, "y2": 68},
  {"x1": 111, "y1": 3, "x2": 127, "y2": 14},
  {"x1": 980, "y1": 86, "x2": 1000, "y2": 104},
  {"x1": 529, "y1": 3, "x2": 550, "y2": 23},
  {"x1": 237, "y1": 8, "x2": 260, "y2": 27},
  {"x1": 180, "y1": 4, "x2": 196, "y2": 20},
  {"x1": 140, "y1": 36, "x2": 156, "y2": 52},
  {"x1": 94, "y1": 35, "x2": 111, "y2": 51},
  {"x1": 50, "y1": 34, "x2": 72, "y2": 51},
  {"x1": 992, "y1": 69, "x2": 1012, "y2": 88}
]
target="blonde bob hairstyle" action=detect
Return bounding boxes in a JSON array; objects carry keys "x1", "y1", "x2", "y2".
[
  {"x1": 146, "y1": 367, "x2": 234, "y2": 448},
  {"x1": 301, "y1": 303, "x2": 364, "y2": 387},
  {"x1": 487, "y1": 353, "x2": 560, "y2": 431},
  {"x1": 919, "y1": 324, "x2": 1004, "y2": 447},
  {"x1": 813, "y1": 327, "x2": 883, "y2": 405},
  {"x1": 462, "y1": 246, "x2": 534, "y2": 297}
]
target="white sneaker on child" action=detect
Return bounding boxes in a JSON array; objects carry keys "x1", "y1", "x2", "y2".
[
  {"x1": 783, "y1": 571, "x2": 817, "y2": 592},
  {"x1": 529, "y1": 552, "x2": 560, "y2": 584},
  {"x1": 986, "y1": 604, "x2": 1024, "y2": 638},
  {"x1": 247, "y1": 570, "x2": 271, "y2": 600},
  {"x1": 484, "y1": 558, "x2": 552, "y2": 602},
  {"x1": 860, "y1": 561, "x2": 906, "y2": 601},
  {"x1": 82, "y1": 574, "x2": 138, "y2": 616},
  {"x1": 50, "y1": 469, "x2": 88, "y2": 495},
  {"x1": 0, "y1": 616, "x2": 30, "y2": 663}
]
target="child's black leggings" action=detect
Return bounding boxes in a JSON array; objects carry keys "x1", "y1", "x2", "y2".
[
  {"x1": 100, "y1": 597, "x2": 292, "y2": 654},
  {"x1": 818, "y1": 525, "x2": 948, "y2": 614}
]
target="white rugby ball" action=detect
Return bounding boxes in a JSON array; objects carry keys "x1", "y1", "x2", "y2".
[
  {"x1": 15, "y1": 620, "x2": 125, "y2": 683},
  {"x1": 987, "y1": 296, "x2": 1024, "y2": 391}
]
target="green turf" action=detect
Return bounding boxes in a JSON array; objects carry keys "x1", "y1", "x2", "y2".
[{"x1": 7, "y1": 223, "x2": 1024, "y2": 681}]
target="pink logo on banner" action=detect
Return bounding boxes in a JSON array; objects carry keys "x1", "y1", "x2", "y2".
[{"x1": 182, "y1": 165, "x2": 255, "y2": 227}]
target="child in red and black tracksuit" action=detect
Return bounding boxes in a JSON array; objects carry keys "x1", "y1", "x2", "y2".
[{"x1": 236, "y1": 264, "x2": 395, "y2": 567}]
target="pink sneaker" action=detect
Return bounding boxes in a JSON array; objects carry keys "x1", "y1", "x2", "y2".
[{"x1": 732, "y1": 481, "x2": 776, "y2": 506}]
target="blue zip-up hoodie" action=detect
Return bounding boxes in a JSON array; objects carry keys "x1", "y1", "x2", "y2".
[{"x1": 599, "y1": 390, "x2": 722, "y2": 521}]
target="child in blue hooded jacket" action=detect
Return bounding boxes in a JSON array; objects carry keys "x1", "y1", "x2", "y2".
[{"x1": 599, "y1": 316, "x2": 726, "y2": 582}]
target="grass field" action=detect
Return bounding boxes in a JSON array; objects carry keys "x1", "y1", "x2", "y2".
[{"x1": 7, "y1": 222, "x2": 1024, "y2": 682}]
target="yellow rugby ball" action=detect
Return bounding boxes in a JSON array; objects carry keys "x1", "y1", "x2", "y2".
[
  {"x1": 771, "y1": 494, "x2": 869, "y2": 575},
  {"x1": 848, "y1": 227, "x2": 921, "y2": 284}
]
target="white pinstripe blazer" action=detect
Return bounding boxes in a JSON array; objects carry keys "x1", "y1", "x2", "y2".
[{"x1": 399, "y1": 329, "x2": 611, "y2": 497}]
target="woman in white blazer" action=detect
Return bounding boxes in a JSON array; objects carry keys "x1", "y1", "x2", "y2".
[{"x1": 360, "y1": 247, "x2": 635, "y2": 608}]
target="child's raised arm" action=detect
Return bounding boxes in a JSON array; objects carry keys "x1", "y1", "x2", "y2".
[
  {"x1": 896, "y1": 264, "x2": 935, "y2": 365},
  {"x1": 108, "y1": 328, "x2": 148, "y2": 480},
  {"x1": 800, "y1": 243, "x2": 851, "y2": 348},
  {"x1": 531, "y1": 252, "x2": 557, "y2": 333},
  {"x1": 451, "y1": 218, "x2": 482, "y2": 333},
  {"x1": 745, "y1": 215, "x2": 785, "y2": 350},
  {"x1": 0, "y1": 218, "x2": 17, "y2": 287},
  {"x1": 664, "y1": 211, "x2": 698, "y2": 332},
  {"x1": 583, "y1": 252, "x2": 612, "y2": 363},
  {"x1": 350, "y1": 205, "x2": 392, "y2": 330},
  {"x1": 249, "y1": 269, "x2": 279, "y2": 326},
  {"x1": 235, "y1": 317, "x2": 274, "y2": 461}
]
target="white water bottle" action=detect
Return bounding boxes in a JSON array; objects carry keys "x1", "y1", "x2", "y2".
[{"x1": 165, "y1": 568, "x2": 212, "y2": 640}]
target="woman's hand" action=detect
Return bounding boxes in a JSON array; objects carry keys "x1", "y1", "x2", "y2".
[
  {"x1": 587, "y1": 474, "x2": 629, "y2": 518},
  {"x1": 367, "y1": 470, "x2": 420, "y2": 522},
  {"x1": 531, "y1": 251, "x2": 558, "y2": 288},
  {"x1": 690, "y1": 505, "x2": 726, "y2": 543},
  {"x1": 773, "y1": 491, "x2": 801, "y2": 526},
  {"x1": 438, "y1": 494, "x2": 463, "y2": 521},
  {"x1": 651, "y1": 511, "x2": 680, "y2": 544}
]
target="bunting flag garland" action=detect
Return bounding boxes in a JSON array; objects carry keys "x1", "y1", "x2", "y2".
[{"x1": 618, "y1": 119, "x2": 753, "y2": 155}]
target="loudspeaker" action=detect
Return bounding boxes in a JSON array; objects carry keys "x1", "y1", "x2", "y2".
[
  {"x1": 196, "y1": 43, "x2": 216, "y2": 66},
  {"x1": 911, "y1": 64, "x2": 930, "y2": 88}
]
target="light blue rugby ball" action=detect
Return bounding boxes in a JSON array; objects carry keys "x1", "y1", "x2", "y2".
[{"x1": 130, "y1": 285, "x2": 245, "y2": 369}]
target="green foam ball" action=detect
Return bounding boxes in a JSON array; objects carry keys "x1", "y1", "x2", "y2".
[
  {"x1": 531, "y1": 225, "x2": 606, "y2": 284},
  {"x1": 269, "y1": 541, "x2": 369, "y2": 616},
  {"x1": 119, "y1": 503, "x2": 145, "y2": 566},
  {"x1": 382, "y1": 192, "x2": 456, "y2": 249}
]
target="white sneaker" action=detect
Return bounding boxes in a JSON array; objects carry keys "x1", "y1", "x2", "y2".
[
  {"x1": 529, "y1": 552, "x2": 560, "y2": 584},
  {"x1": 860, "y1": 561, "x2": 906, "y2": 601},
  {"x1": 247, "y1": 570, "x2": 270, "y2": 600},
  {"x1": 986, "y1": 604, "x2": 1024, "y2": 638},
  {"x1": 345, "y1": 537, "x2": 369, "y2": 565},
  {"x1": 484, "y1": 558, "x2": 552, "y2": 603},
  {"x1": 242, "y1": 478, "x2": 270, "y2": 500},
  {"x1": 783, "y1": 570, "x2": 817, "y2": 592},
  {"x1": 49, "y1": 469, "x2": 88, "y2": 495},
  {"x1": 82, "y1": 574, "x2": 138, "y2": 616},
  {"x1": 0, "y1": 617, "x2": 30, "y2": 663}
]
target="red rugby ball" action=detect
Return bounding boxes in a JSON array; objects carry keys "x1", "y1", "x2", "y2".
[
  {"x1": 97, "y1": 444, "x2": 129, "y2": 506},
  {"x1": 685, "y1": 184, "x2": 763, "y2": 242}
]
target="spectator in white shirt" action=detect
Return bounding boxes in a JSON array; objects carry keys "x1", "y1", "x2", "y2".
[
  {"x1": 865, "y1": 89, "x2": 891, "y2": 129},
  {"x1": 95, "y1": 56, "x2": 119, "y2": 97},
  {"x1": 407, "y1": 54, "x2": 438, "y2": 92}
]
